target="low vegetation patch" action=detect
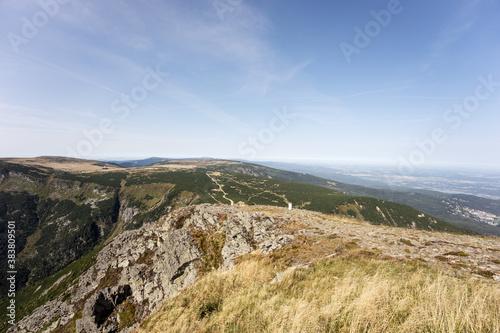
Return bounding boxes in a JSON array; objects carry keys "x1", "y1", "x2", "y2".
[
  {"x1": 97, "y1": 267, "x2": 123, "y2": 289},
  {"x1": 118, "y1": 301, "x2": 136, "y2": 329},
  {"x1": 39, "y1": 314, "x2": 61, "y2": 332},
  {"x1": 191, "y1": 230, "x2": 226, "y2": 274},
  {"x1": 136, "y1": 250, "x2": 155, "y2": 266},
  {"x1": 399, "y1": 238, "x2": 414, "y2": 247},
  {"x1": 444, "y1": 251, "x2": 469, "y2": 257}
]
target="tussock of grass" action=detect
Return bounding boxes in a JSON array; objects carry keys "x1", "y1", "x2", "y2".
[
  {"x1": 191, "y1": 230, "x2": 226, "y2": 274},
  {"x1": 139, "y1": 251, "x2": 500, "y2": 333}
]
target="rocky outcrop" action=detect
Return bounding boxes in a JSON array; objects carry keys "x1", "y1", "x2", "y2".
[
  {"x1": 260, "y1": 234, "x2": 295, "y2": 255},
  {"x1": 119, "y1": 205, "x2": 140, "y2": 225},
  {"x1": 221, "y1": 212, "x2": 277, "y2": 269},
  {"x1": 8, "y1": 204, "x2": 289, "y2": 333},
  {"x1": 76, "y1": 285, "x2": 133, "y2": 333},
  {"x1": 7, "y1": 294, "x2": 75, "y2": 333},
  {"x1": 11, "y1": 203, "x2": 499, "y2": 333}
]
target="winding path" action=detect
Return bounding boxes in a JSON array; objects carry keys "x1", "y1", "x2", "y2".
[{"x1": 206, "y1": 172, "x2": 234, "y2": 206}]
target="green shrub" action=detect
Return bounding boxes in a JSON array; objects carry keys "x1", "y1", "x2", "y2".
[{"x1": 119, "y1": 302, "x2": 136, "y2": 329}]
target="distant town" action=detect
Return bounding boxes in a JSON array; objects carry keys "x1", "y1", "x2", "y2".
[{"x1": 443, "y1": 197, "x2": 500, "y2": 226}]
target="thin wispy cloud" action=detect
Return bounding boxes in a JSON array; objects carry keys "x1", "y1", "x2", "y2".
[
  {"x1": 428, "y1": 20, "x2": 476, "y2": 61},
  {"x1": 13, "y1": 52, "x2": 121, "y2": 95},
  {"x1": 238, "y1": 60, "x2": 313, "y2": 97},
  {"x1": 420, "y1": 1, "x2": 481, "y2": 71},
  {"x1": 0, "y1": 103, "x2": 82, "y2": 132},
  {"x1": 339, "y1": 86, "x2": 412, "y2": 99},
  {"x1": 158, "y1": 82, "x2": 250, "y2": 135}
]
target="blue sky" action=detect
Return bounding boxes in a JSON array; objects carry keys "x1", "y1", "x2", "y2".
[{"x1": 1, "y1": 0, "x2": 499, "y2": 170}]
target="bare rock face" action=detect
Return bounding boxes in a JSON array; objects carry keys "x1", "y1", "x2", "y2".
[
  {"x1": 222, "y1": 212, "x2": 276, "y2": 269},
  {"x1": 76, "y1": 285, "x2": 132, "y2": 333},
  {"x1": 119, "y1": 206, "x2": 140, "y2": 225},
  {"x1": 9, "y1": 204, "x2": 288, "y2": 333},
  {"x1": 7, "y1": 295, "x2": 75, "y2": 333}
]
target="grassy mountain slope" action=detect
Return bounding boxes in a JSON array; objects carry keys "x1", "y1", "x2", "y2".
[
  {"x1": 127, "y1": 163, "x2": 469, "y2": 233},
  {"x1": 141, "y1": 247, "x2": 500, "y2": 333},
  {"x1": 251, "y1": 161, "x2": 500, "y2": 236},
  {"x1": 337, "y1": 187, "x2": 500, "y2": 236},
  {"x1": 184, "y1": 160, "x2": 499, "y2": 236},
  {"x1": 3, "y1": 203, "x2": 499, "y2": 333},
  {"x1": 0, "y1": 158, "x2": 472, "y2": 307}
]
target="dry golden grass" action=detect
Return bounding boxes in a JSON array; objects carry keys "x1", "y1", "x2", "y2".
[
  {"x1": 142, "y1": 160, "x2": 243, "y2": 172},
  {"x1": 138, "y1": 249, "x2": 500, "y2": 333},
  {"x1": 0, "y1": 156, "x2": 124, "y2": 173}
]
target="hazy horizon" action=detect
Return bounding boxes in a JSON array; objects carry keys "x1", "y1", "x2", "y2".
[{"x1": 2, "y1": 154, "x2": 500, "y2": 173}]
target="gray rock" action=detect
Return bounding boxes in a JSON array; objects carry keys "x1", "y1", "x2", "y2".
[
  {"x1": 11, "y1": 204, "x2": 287, "y2": 332},
  {"x1": 76, "y1": 285, "x2": 132, "y2": 333},
  {"x1": 8, "y1": 294, "x2": 74, "y2": 333},
  {"x1": 259, "y1": 234, "x2": 295, "y2": 255}
]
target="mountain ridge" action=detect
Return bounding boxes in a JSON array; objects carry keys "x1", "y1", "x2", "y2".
[
  {"x1": 0, "y1": 157, "x2": 471, "y2": 299},
  {"x1": 101, "y1": 156, "x2": 500, "y2": 236},
  {"x1": 1, "y1": 156, "x2": 498, "y2": 332},
  {"x1": 4, "y1": 203, "x2": 499, "y2": 333}
]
